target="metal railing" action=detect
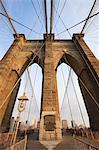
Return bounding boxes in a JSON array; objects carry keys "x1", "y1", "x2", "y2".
[
  {"x1": 6, "y1": 135, "x2": 27, "y2": 150},
  {"x1": 74, "y1": 137, "x2": 99, "y2": 150}
]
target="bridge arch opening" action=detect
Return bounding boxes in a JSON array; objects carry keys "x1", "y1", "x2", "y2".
[
  {"x1": 0, "y1": 35, "x2": 98, "y2": 134},
  {"x1": 57, "y1": 62, "x2": 89, "y2": 128},
  {"x1": 56, "y1": 51, "x2": 99, "y2": 131},
  {"x1": 13, "y1": 63, "x2": 42, "y2": 126},
  {"x1": 2, "y1": 63, "x2": 43, "y2": 131}
]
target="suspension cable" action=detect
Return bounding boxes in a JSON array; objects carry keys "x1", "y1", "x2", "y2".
[
  {"x1": 53, "y1": 0, "x2": 68, "y2": 31},
  {"x1": 44, "y1": 0, "x2": 48, "y2": 33},
  {"x1": 0, "y1": 12, "x2": 32, "y2": 31},
  {"x1": 81, "y1": 0, "x2": 97, "y2": 34},
  {"x1": 61, "y1": 63, "x2": 86, "y2": 127},
  {"x1": 70, "y1": 72, "x2": 86, "y2": 127},
  {"x1": 23, "y1": 40, "x2": 42, "y2": 124},
  {"x1": 53, "y1": 3, "x2": 72, "y2": 38},
  {"x1": 60, "y1": 67, "x2": 72, "y2": 111},
  {"x1": 26, "y1": 67, "x2": 40, "y2": 122},
  {"x1": 23, "y1": 71, "x2": 29, "y2": 94},
  {"x1": 53, "y1": 0, "x2": 60, "y2": 23},
  {"x1": 56, "y1": 28, "x2": 86, "y2": 127},
  {"x1": 0, "y1": 39, "x2": 47, "y2": 111},
  {"x1": 37, "y1": 0, "x2": 45, "y2": 25},
  {"x1": 67, "y1": 91, "x2": 74, "y2": 124},
  {"x1": 50, "y1": 0, "x2": 53, "y2": 34},
  {"x1": 60, "y1": 65, "x2": 74, "y2": 125},
  {"x1": 26, "y1": 67, "x2": 38, "y2": 122},
  {"x1": 55, "y1": 11, "x2": 99, "y2": 103},
  {"x1": 56, "y1": 31, "x2": 72, "y2": 112},
  {"x1": 63, "y1": 52, "x2": 99, "y2": 111},
  {"x1": 56, "y1": 11, "x2": 99, "y2": 36},
  {"x1": 73, "y1": 37, "x2": 99, "y2": 88},
  {"x1": 30, "y1": 0, "x2": 45, "y2": 31},
  {"x1": 0, "y1": 11, "x2": 43, "y2": 36},
  {"x1": 0, "y1": 15, "x2": 13, "y2": 35},
  {"x1": 0, "y1": 0, "x2": 17, "y2": 35}
]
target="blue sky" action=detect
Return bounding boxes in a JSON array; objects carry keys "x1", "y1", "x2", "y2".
[{"x1": 0, "y1": 0, "x2": 99, "y2": 127}]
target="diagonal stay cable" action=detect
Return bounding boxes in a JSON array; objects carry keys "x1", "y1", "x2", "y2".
[
  {"x1": 0, "y1": 0, "x2": 17, "y2": 34},
  {"x1": 53, "y1": 3, "x2": 72, "y2": 38},
  {"x1": 54, "y1": 0, "x2": 60, "y2": 20},
  {"x1": 0, "y1": 39, "x2": 47, "y2": 111},
  {"x1": 60, "y1": 65, "x2": 74, "y2": 123},
  {"x1": 37, "y1": 0, "x2": 45, "y2": 25},
  {"x1": 56, "y1": 30, "x2": 72, "y2": 113},
  {"x1": 27, "y1": 68, "x2": 40, "y2": 114},
  {"x1": 55, "y1": 30, "x2": 72, "y2": 113},
  {"x1": 84, "y1": 14, "x2": 98, "y2": 35},
  {"x1": 63, "y1": 51, "x2": 99, "y2": 112},
  {"x1": 56, "y1": 11, "x2": 99, "y2": 36},
  {"x1": 55, "y1": 10, "x2": 99, "y2": 89},
  {"x1": 0, "y1": 15, "x2": 13, "y2": 35},
  {"x1": 84, "y1": 3, "x2": 99, "y2": 35},
  {"x1": 0, "y1": 12, "x2": 32, "y2": 30},
  {"x1": 27, "y1": 65, "x2": 39, "y2": 122},
  {"x1": 30, "y1": 0, "x2": 45, "y2": 31},
  {"x1": 70, "y1": 71, "x2": 86, "y2": 127},
  {"x1": 60, "y1": 67, "x2": 72, "y2": 111},
  {"x1": 60, "y1": 51, "x2": 86, "y2": 126},
  {"x1": 25, "y1": 43, "x2": 42, "y2": 122},
  {"x1": 26, "y1": 19, "x2": 43, "y2": 38},
  {"x1": 27, "y1": 0, "x2": 45, "y2": 38},
  {"x1": 67, "y1": 90, "x2": 74, "y2": 123},
  {"x1": 81, "y1": 0, "x2": 97, "y2": 34},
  {"x1": 53, "y1": 0, "x2": 68, "y2": 31},
  {"x1": 0, "y1": 12, "x2": 41, "y2": 35},
  {"x1": 62, "y1": 65, "x2": 86, "y2": 127},
  {"x1": 0, "y1": 12, "x2": 42, "y2": 36}
]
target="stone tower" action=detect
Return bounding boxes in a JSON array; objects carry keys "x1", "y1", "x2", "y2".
[
  {"x1": 0, "y1": 33, "x2": 98, "y2": 140},
  {"x1": 39, "y1": 34, "x2": 62, "y2": 141}
]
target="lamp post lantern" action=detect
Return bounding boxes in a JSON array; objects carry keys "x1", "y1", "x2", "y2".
[{"x1": 12, "y1": 93, "x2": 29, "y2": 145}]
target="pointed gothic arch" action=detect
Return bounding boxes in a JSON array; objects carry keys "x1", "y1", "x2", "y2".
[{"x1": 0, "y1": 33, "x2": 98, "y2": 135}]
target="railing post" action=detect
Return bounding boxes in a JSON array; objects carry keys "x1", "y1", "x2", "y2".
[
  {"x1": 90, "y1": 130, "x2": 95, "y2": 140},
  {"x1": 24, "y1": 135, "x2": 27, "y2": 150},
  {"x1": 81, "y1": 130, "x2": 84, "y2": 137}
]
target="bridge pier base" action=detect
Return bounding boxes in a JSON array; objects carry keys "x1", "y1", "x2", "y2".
[{"x1": 39, "y1": 111, "x2": 62, "y2": 141}]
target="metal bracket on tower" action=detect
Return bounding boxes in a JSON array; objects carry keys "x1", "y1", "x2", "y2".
[{"x1": 43, "y1": 33, "x2": 54, "y2": 40}]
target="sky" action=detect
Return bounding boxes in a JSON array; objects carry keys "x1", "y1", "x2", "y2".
[{"x1": 0, "y1": 0, "x2": 99, "y2": 127}]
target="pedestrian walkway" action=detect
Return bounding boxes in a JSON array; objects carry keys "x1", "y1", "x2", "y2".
[
  {"x1": 54, "y1": 135, "x2": 76, "y2": 150},
  {"x1": 27, "y1": 131, "x2": 99, "y2": 150}
]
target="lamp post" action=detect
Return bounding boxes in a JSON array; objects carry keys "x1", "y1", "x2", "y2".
[{"x1": 12, "y1": 93, "x2": 29, "y2": 145}]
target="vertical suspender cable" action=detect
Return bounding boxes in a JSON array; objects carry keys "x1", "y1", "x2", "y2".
[
  {"x1": 50, "y1": 0, "x2": 53, "y2": 34},
  {"x1": 44, "y1": 0, "x2": 48, "y2": 33},
  {"x1": 67, "y1": 91, "x2": 74, "y2": 124}
]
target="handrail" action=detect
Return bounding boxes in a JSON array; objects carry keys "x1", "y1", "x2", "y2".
[
  {"x1": 75, "y1": 137, "x2": 99, "y2": 150},
  {"x1": 6, "y1": 135, "x2": 27, "y2": 150}
]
